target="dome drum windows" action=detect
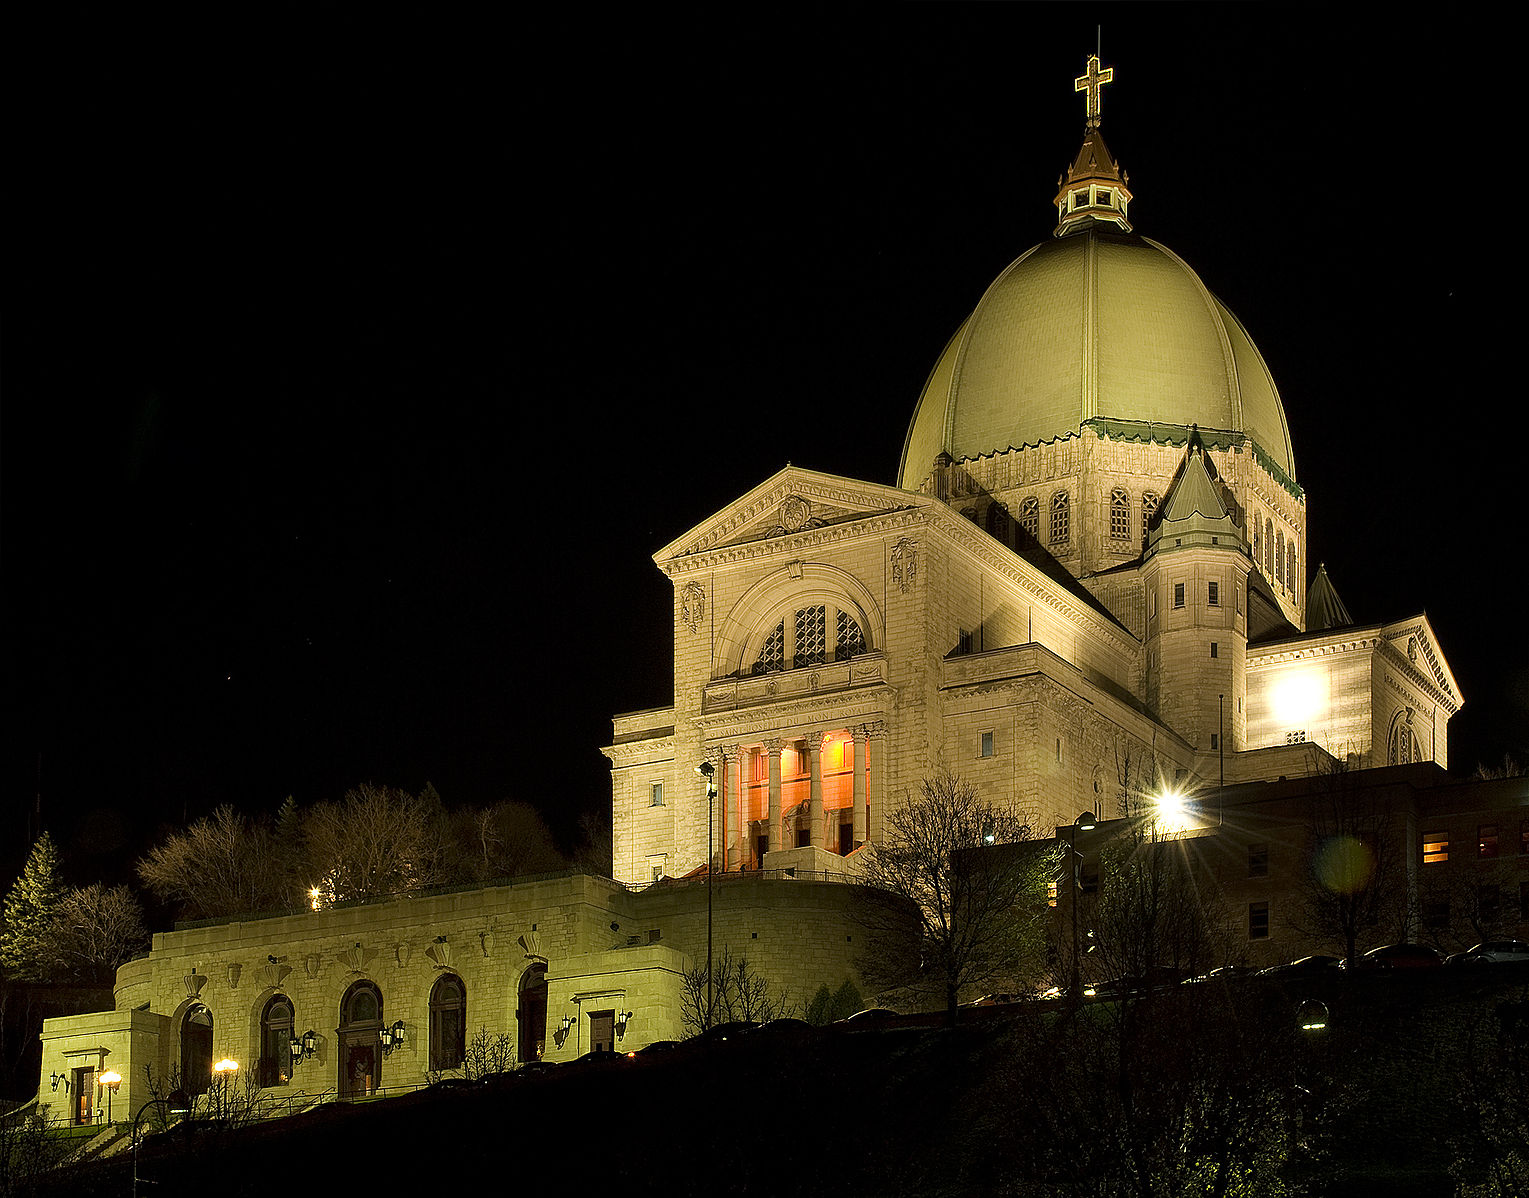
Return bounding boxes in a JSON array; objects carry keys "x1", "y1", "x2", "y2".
[
  {"x1": 1109, "y1": 488, "x2": 1130, "y2": 543},
  {"x1": 1018, "y1": 497, "x2": 1040, "y2": 543},
  {"x1": 1050, "y1": 491, "x2": 1071, "y2": 547}
]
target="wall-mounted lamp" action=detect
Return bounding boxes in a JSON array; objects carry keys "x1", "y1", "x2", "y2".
[
  {"x1": 50, "y1": 1071, "x2": 69, "y2": 1094},
  {"x1": 378, "y1": 1020, "x2": 406, "y2": 1056},
  {"x1": 615, "y1": 1010, "x2": 633, "y2": 1040},
  {"x1": 289, "y1": 1028, "x2": 319, "y2": 1068}
]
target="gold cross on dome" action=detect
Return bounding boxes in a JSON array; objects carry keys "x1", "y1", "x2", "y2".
[{"x1": 1074, "y1": 54, "x2": 1114, "y2": 128}]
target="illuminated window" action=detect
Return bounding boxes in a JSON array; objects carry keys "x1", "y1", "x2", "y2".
[
  {"x1": 429, "y1": 974, "x2": 467, "y2": 1071},
  {"x1": 650, "y1": 783, "x2": 664, "y2": 807},
  {"x1": 1208, "y1": 580, "x2": 1219, "y2": 606},
  {"x1": 1142, "y1": 492, "x2": 1159, "y2": 542},
  {"x1": 1248, "y1": 844, "x2": 1268, "y2": 878},
  {"x1": 1109, "y1": 489, "x2": 1130, "y2": 541},
  {"x1": 1479, "y1": 825, "x2": 1499, "y2": 857},
  {"x1": 1173, "y1": 583, "x2": 1185, "y2": 609},
  {"x1": 1050, "y1": 491, "x2": 1070, "y2": 546},
  {"x1": 1248, "y1": 902, "x2": 1269, "y2": 939},
  {"x1": 979, "y1": 731, "x2": 994, "y2": 758},
  {"x1": 1047, "y1": 879, "x2": 1058, "y2": 908},
  {"x1": 259, "y1": 995, "x2": 294, "y2": 1088},
  {"x1": 1018, "y1": 497, "x2": 1040, "y2": 541},
  {"x1": 1422, "y1": 832, "x2": 1448, "y2": 864}
]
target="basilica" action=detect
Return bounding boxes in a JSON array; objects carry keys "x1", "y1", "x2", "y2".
[
  {"x1": 37, "y1": 56, "x2": 1504, "y2": 1135},
  {"x1": 606, "y1": 55, "x2": 1462, "y2": 888}
]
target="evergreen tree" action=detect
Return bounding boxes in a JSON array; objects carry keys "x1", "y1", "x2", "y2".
[{"x1": 1, "y1": 832, "x2": 67, "y2": 979}]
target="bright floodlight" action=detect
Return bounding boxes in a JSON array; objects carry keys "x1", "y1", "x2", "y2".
[
  {"x1": 1155, "y1": 789, "x2": 1187, "y2": 823},
  {"x1": 213, "y1": 1058, "x2": 238, "y2": 1075}
]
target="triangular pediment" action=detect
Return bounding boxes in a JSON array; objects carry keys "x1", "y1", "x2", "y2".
[
  {"x1": 655, "y1": 466, "x2": 926, "y2": 564},
  {"x1": 1379, "y1": 614, "x2": 1463, "y2": 711}
]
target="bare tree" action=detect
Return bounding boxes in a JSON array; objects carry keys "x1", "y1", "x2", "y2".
[
  {"x1": 855, "y1": 766, "x2": 1058, "y2": 1024},
  {"x1": 451, "y1": 800, "x2": 567, "y2": 883},
  {"x1": 40, "y1": 884, "x2": 148, "y2": 984},
  {"x1": 304, "y1": 782, "x2": 455, "y2": 904},
  {"x1": 679, "y1": 948, "x2": 795, "y2": 1035},
  {"x1": 138, "y1": 805, "x2": 288, "y2": 920},
  {"x1": 1291, "y1": 761, "x2": 1405, "y2": 965}
]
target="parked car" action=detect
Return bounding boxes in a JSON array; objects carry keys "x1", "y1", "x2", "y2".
[
  {"x1": 1445, "y1": 940, "x2": 1529, "y2": 966},
  {"x1": 1256, "y1": 954, "x2": 1343, "y2": 977},
  {"x1": 839, "y1": 1007, "x2": 899, "y2": 1026},
  {"x1": 963, "y1": 993, "x2": 1024, "y2": 1006},
  {"x1": 625, "y1": 1039, "x2": 682, "y2": 1059},
  {"x1": 1183, "y1": 966, "x2": 1256, "y2": 984},
  {"x1": 698, "y1": 1020, "x2": 759, "y2": 1042},
  {"x1": 1345, "y1": 943, "x2": 1444, "y2": 970}
]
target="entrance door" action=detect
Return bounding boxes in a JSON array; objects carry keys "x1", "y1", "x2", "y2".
[
  {"x1": 589, "y1": 1011, "x2": 615, "y2": 1054},
  {"x1": 73, "y1": 1068, "x2": 95, "y2": 1124},
  {"x1": 342, "y1": 1042, "x2": 377, "y2": 1099},
  {"x1": 517, "y1": 964, "x2": 547, "y2": 1062}
]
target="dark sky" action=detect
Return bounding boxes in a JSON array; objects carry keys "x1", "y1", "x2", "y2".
[{"x1": 4, "y1": 8, "x2": 1522, "y2": 892}]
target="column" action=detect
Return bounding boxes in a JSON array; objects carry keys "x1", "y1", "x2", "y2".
[
  {"x1": 807, "y1": 732, "x2": 825, "y2": 850},
  {"x1": 766, "y1": 739, "x2": 783, "y2": 859},
  {"x1": 852, "y1": 726, "x2": 869, "y2": 847},
  {"x1": 722, "y1": 746, "x2": 741, "y2": 870},
  {"x1": 867, "y1": 720, "x2": 886, "y2": 844}
]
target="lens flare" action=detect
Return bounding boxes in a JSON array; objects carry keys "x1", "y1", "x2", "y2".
[{"x1": 1313, "y1": 835, "x2": 1374, "y2": 894}]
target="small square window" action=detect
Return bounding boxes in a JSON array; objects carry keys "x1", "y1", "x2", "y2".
[
  {"x1": 1208, "y1": 581, "x2": 1220, "y2": 606},
  {"x1": 1097, "y1": 189, "x2": 1111, "y2": 205},
  {"x1": 1479, "y1": 825, "x2": 1499, "y2": 858},
  {"x1": 1210, "y1": 642, "x2": 1219, "y2": 659},
  {"x1": 1248, "y1": 844, "x2": 1269, "y2": 878},
  {"x1": 1047, "y1": 879, "x2": 1059, "y2": 909},
  {"x1": 1210, "y1": 732, "x2": 1219, "y2": 750},
  {"x1": 979, "y1": 731, "x2": 994, "y2": 759},
  {"x1": 1173, "y1": 583, "x2": 1185, "y2": 609},
  {"x1": 650, "y1": 783, "x2": 665, "y2": 806},
  {"x1": 1248, "y1": 902, "x2": 1269, "y2": 939},
  {"x1": 1422, "y1": 832, "x2": 1448, "y2": 864}
]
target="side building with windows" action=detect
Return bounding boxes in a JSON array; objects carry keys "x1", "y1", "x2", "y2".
[{"x1": 36, "y1": 870, "x2": 872, "y2": 1125}]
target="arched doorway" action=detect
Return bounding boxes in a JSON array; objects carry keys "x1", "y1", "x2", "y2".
[
  {"x1": 337, "y1": 981, "x2": 383, "y2": 1099},
  {"x1": 181, "y1": 1005, "x2": 213, "y2": 1096},
  {"x1": 429, "y1": 974, "x2": 466, "y2": 1071},
  {"x1": 517, "y1": 964, "x2": 547, "y2": 1062},
  {"x1": 259, "y1": 995, "x2": 294, "y2": 1087}
]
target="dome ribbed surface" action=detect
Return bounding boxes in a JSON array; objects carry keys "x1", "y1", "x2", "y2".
[{"x1": 900, "y1": 231, "x2": 1294, "y2": 488}]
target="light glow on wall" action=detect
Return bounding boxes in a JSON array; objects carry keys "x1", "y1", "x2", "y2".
[{"x1": 1271, "y1": 668, "x2": 1326, "y2": 728}]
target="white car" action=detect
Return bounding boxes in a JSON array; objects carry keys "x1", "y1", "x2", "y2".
[{"x1": 1449, "y1": 940, "x2": 1529, "y2": 965}]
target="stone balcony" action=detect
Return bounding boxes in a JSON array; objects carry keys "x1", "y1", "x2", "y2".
[{"x1": 702, "y1": 652, "x2": 888, "y2": 715}]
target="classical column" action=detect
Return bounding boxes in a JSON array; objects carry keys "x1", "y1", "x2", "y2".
[
  {"x1": 807, "y1": 732, "x2": 825, "y2": 850},
  {"x1": 722, "y1": 746, "x2": 741, "y2": 871},
  {"x1": 766, "y1": 739, "x2": 783, "y2": 858},
  {"x1": 867, "y1": 720, "x2": 886, "y2": 844},
  {"x1": 852, "y1": 726, "x2": 869, "y2": 846}
]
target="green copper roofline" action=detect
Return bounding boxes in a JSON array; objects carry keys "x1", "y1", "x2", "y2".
[{"x1": 1083, "y1": 418, "x2": 1303, "y2": 500}]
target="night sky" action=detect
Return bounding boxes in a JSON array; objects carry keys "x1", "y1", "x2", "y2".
[{"x1": 4, "y1": 8, "x2": 1522, "y2": 895}]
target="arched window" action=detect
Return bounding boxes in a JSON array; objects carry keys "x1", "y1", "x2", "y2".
[
  {"x1": 1264, "y1": 519, "x2": 1275, "y2": 575},
  {"x1": 181, "y1": 1005, "x2": 213, "y2": 1096},
  {"x1": 1109, "y1": 489, "x2": 1130, "y2": 542},
  {"x1": 986, "y1": 502, "x2": 1010, "y2": 545},
  {"x1": 1287, "y1": 542, "x2": 1297, "y2": 600},
  {"x1": 259, "y1": 995, "x2": 294, "y2": 1088},
  {"x1": 1018, "y1": 497, "x2": 1040, "y2": 542},
  {"x1": 429, "y1": 974, "x2": 467, "y2": 1071},
  {"x1": 1142, "y1": 492, "x2": 1159, "y2": 544},
  {"x1": 1253, "y1": 517, "x2": 1261, "y2": 565},
  {"x1": 1390, "y1": 720, "x2": 1416, "y2": 765},
  {"x1": 751, "y1": 604, "x2": 867, "y2": 674},
  {"x1": 1275, "y1": 528, "x2": 1285, "y2": 586},
  {"x1": 1050, "y1": 491, "x2": 1070, "y2": 546}
]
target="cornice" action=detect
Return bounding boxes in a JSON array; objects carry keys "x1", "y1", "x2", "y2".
[
  {"x1": 1375, "y1": 635, "x2": 1460, "y2": 714},
  {"x1": 692, "y1": 685, "x2": 893, "y2": 742},
  {"x1": 602, "y1": 736, "x2": 676, "y2": 766},
  {"x1": 1248, "y1": 634, "x2": 1381, "y2": 666},
  {"x1": 661, "y1": 509, "x2": 927, "y2": 576}
]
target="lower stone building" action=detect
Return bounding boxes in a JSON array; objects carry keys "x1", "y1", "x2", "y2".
[{"x1": 36, "y1": 870, "x2": 868, "y2": 1127}]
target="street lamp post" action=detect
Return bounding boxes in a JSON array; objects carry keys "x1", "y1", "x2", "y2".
[
  {"x1": 97, "y1": 1070, "x2": 121, "y2": 1124},
  {"x1": 1066, "y1": 812, "x2": 1097, "y2": 1004},
  {"x1": 697, "y1": 760, "x2": 718, "y2": 1030}
]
